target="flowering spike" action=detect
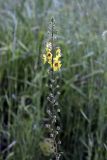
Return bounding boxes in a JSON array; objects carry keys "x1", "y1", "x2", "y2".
[{"x1": 40, "y1": 18, "x2": 62, "y2": 160}]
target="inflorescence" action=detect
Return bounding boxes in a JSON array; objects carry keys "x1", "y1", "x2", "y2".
[
  {"x1": 42, "y1": 41, "x2": 62, "y2": 72},
  {"x1": 40, "y1": 18, "x2": 62, "y2": 160}
]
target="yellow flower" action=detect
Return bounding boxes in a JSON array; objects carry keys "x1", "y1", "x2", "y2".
[
  {"x1": 54, "y1": 55, "x2": 60, "y2": 61},
  {"x1": 52, "y1": 59, "x2": 62, "y2": 71},
  {"x1": 39, "y1": 138, "x2": 55, "y2": 156},
  {"x1": 42, "y1": 43, "x2": 62, "y2": 71},
  {"x1": 56, "y1": 47, "x2": 61, "y2": 54},
  {"x1": 56, "y1": 47, "x2": 61, "y2": 58},
  {"x1": 46, "y1": 52, "x2": 52, "y2": 64},
  {"x1": 42, "y1": 54, "x2": 47, "y2": 64}
]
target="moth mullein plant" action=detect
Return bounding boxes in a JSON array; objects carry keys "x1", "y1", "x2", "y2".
[{"x1": 40, "y1": 18, "x2": 62, "y2": 160}]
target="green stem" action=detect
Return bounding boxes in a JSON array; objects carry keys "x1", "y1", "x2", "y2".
[{"x1": 51, "y1": 17, "x2": 54, "y2": 79}]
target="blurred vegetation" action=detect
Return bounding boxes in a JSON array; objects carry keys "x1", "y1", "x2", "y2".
[{"x1": 0, "y1": 0, "x2": 107, "y2": 159}]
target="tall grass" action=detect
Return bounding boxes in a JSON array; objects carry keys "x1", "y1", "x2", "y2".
[{"x1": 0, "y1": 0, "x2": 107, "y2": 159}]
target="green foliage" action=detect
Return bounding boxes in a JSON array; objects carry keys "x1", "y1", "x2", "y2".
[{"x1": 0, "y1": 0, "x2": 107, "y2": 159}]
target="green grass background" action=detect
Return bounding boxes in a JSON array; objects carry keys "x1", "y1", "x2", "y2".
[{"x1": 0, "y1": 0, "x2": 107, "y2": 159}]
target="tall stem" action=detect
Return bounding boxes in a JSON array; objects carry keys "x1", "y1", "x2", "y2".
[{"x1": 51, "y1": 17, "x2": 54, "y2": 79}]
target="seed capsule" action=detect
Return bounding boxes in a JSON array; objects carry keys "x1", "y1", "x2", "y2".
[
  {"x1": 55, "y1": 131, "x2": 59, "y2": 135},
  {"x1": 57, "y1": 126, "x2": 60, "y2": 131},
  {"x1": 54, "y1": 102, "x2": 58, "y2": 106},
  {"x1": 50, "y1": 133, "x2": 54, "y2": 138},
  {"x1": 45, "y1": 124, "x2": 50, "y2": 128},
  {"x1": 57, "y1": 91, "x2": 60, "y2": 95},
  {"x1": 57, "y1": 109, "x2": 60, "y2": 112},
  {"x1": 47, "y1": 109, "x2": 51, "y2": 115},
  {"x1": 51, "y1": 79, "x2": 55, "y2": 83},
  {"x1": 58, "y1": 141, "x2": 61, "y2": 144}
]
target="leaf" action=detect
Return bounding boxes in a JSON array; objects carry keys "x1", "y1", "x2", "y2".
[{"x1": 70, "y1": 83, "x2": 86, "y2": 97}]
